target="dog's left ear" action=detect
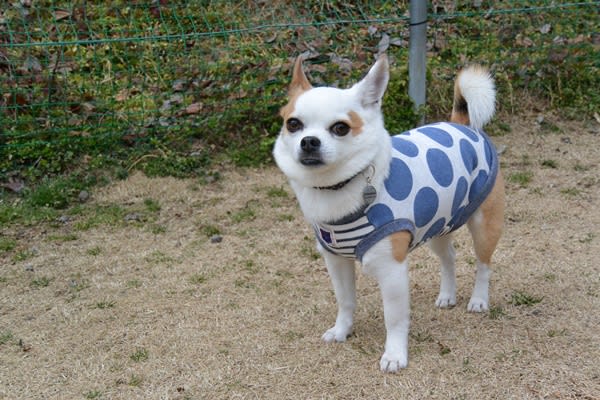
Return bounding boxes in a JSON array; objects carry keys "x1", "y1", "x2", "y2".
[
  {"x1": 356, "y1": 54, "x2": 389, "y2": 108},
  {"x1": 289, "y1": 56, "x2": 313, "y2": 98}
]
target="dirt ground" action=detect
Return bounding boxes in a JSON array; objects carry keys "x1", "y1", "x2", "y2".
[{"x1": 1, "y1": 115, "x2": 599, "y2": 399}]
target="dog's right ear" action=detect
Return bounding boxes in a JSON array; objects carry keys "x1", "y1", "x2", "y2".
[{"x1": 289, "y1": 56, "x2": 312, "y2": 97}]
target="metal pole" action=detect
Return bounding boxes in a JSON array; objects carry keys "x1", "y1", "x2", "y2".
[{"x1": 408, "y1": 0, "x2": 427, "y2": 124}]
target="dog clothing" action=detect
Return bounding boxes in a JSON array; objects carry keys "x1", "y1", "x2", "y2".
[{"x1": 315, "y1": 122, "x2": 499, "y2": 262}]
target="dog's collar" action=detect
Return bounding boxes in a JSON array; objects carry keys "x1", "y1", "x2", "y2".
[
  {"x1": 313, "y1": 165, "x2": 373, "y2": 191},
  {"x1": 313, "y1": 174, "x2": 358, "y2": 191}
]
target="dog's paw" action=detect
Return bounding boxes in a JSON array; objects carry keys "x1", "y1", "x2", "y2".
[
  {"x1": 322, "y1": 325, "x2": 352, "y2": 343},
  {"x1": 379, "y1": 351, "x2": 408, "y2": 373},
  {"x1": 435, "y1": 293, "x2": 456, "y2": 309},
  {"x1": 467, "y1": 297, "x2": 488, "y2": 312}
]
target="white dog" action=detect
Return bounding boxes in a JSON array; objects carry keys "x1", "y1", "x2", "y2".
[{"x1": 273, "y1": 54, "x2": 504, "y2": 372}]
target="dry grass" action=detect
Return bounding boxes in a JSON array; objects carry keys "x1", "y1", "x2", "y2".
[{"x1": 1, "y1": 116, "x2": 599, "y2": 399}]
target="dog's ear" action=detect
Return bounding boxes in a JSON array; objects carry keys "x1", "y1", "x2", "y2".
[
  {"x1": 356, "y1": 54, "x2": 389, "y2": 108},
  {"x1": 289, "y1": 56, "x2": 312, "y2": 98}
]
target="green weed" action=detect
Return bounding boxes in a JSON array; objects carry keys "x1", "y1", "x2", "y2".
[
  {"x1": 0, "y1": 331, "x2": 14, "y2": 345},
  {"x1": 266, "y1": 186, "x2": 288, "y2": 198},
  {"x1": 130, "y1": 348, "x2": 149, "y2": 362},
  {"x1": 128, "y1": 375, "x2": 143, "y2": 387},
  {"x1": 231, "y1": 207, "x2": 256, "y2": 223},
  {"x1": 85, "y1": 390, "x2": 103, "y2": 399},
  {"x1": 541, "y1": 159, "x2": 558, "y2": 169},
  {"x1": 510, "y1": 291, "x2": 543, "y2": 306},
  {"x1": 30, "y1": 276, "x2": 53, "y2": 288},
  {"x1": 201, "y1": 224, "x2": 222, "y2": 237},
  {"x1": 0, "y1": 237, "x2": 16, "y2": 253},
  {"x1": 189, "y1": 274, "x2": 207, "y2": 285},
  {"x1": 508, "y1": 171, "x2": 533, "y2": 187},
  {"x1": 150, "y1": 224, "x2": 167, "y2": 234},
  {"x1": 488, "y1": 306, "x2": 507, "y2": 320},
  {"x1": 12, "y1": 249, "x2": 35, "y2": 262},
  {"x1": 95, "y1": 301, "x2": 116, "y2": 310},
  {"x1": 127, "y1": 280, "x2": 142, "y2": 288},
  {"x1": 144, "y1": 198, "x2": 161, "y2": 213},
  {"x1": 87, "y1": 246, "x2": 102, "y2": 256},
  {"x1": 48, "y1": 233, "x2": 79, "y2": 242},
  {"x1": 560, "y1": 187, "x2": 581, "y2": 197}
]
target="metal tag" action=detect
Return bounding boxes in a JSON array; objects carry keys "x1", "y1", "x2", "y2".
[{"x1": 362, "y1": 184, "x2": 377, "y2": 205}]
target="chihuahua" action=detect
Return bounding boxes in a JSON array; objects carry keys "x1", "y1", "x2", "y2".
[{"x1": 273, "y1": 54, "x2": 504, "y2": 372}]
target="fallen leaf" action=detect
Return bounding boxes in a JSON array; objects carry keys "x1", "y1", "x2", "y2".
[
  {"x1": 330, "y1": 54, "x2": 352, "y2": 73},
  {"x1": 378, "y1": 33, "x2": 390, "y2": 55},
  {"x1": 2, "y1": 178, "x2": 25, "y2": 193},
  {"x1": 540, "y1": 23, "x2": 551, "y2": 34},
  {"x1": 172, "y1": 79, "x2": 187, "y2": 92},
  {"x1": 185, "y1": 102, "x2": 203, "y2": 114},
  {"x1": 54, "y1": 10, "x2": 71, "y2": 21},
  {"x1": 115, "y1": 89, "x2": 130, "y2": 102},
  {"x1": 390, "y1": 37, "x2": 407, "y2": 47},
  {"x1": 264, "y1": 32, "x2": 277, "y2": 43}
]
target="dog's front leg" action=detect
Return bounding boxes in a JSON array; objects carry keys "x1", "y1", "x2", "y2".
[
  {"x1": 319, "y1": 245, "x2": 356, "y2": 342},
  {"x1": 363, "y1": 236, "x2": 410, "y2": 372}
]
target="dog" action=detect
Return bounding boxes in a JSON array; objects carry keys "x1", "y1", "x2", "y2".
[{"x1": 273, "y1": 54, "x2": 504, "y2": 372}]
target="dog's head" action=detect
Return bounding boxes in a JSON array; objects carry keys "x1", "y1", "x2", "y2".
[{"x1": 273, "y1": 55, "x2": 390, "y2": 188}]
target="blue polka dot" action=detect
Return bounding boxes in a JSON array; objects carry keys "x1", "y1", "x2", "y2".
[
  {"x1": 469, "y1": 170, "x2": 489, "y2": 202},
  {"x1": 452, "y1": 177, "x2": 468, "y2": 215},
  {"x1": 385, "y1": 158, "x2": 413, "y2": 201},
  {"x1": 392, "y1": 136, "x2": 419, "y2": 157},
  {"x1": 449, "y1": 123, "x2": 479, "y2": 142},
  {"x1": 367, "y1": 204, "x2": 394, "y2": 228},
  {"x1": 460, "y1": 139, "x2": 478, "y2": 174},
  {"x1": 417, "y1": 127, "x2": 454, "y2": 147},
  {"x1": 421, "y1": 218, "x2": 447, "y2": 243},
  {"x1": 414, "y1": 187, "x2": 439, "y2": 228},
  {"x1": 426, "y1": 149, "x2": 454, "y2": 187}
]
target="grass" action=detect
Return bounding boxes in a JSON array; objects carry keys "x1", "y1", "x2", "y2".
[{"x1": 0, "y1": 1, "x2": 598, "y2": 226}]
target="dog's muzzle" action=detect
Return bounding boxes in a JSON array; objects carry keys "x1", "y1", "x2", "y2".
[{"x1": 299, "y1": 136, "x2": 324, "y2": 166}]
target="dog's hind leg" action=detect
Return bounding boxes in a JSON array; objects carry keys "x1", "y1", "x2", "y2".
[
  {"x1": 466, "y1": 171, "x2": 505, "y2": 312},
  {"x1": 429, "y1": 234, "x2": 457, "y2": 308},
  {"x1": 320, "y1": 246, "x2": 357, "y2": 343}
]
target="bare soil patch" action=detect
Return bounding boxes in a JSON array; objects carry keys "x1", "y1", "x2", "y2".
[{"x1": 1, "y1": 116, "x2": 599, "y2": 399}]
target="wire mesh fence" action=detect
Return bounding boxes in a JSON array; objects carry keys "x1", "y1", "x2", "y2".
[{"x1": 1, "y1": 1, "x2": 599, "y2": 180}]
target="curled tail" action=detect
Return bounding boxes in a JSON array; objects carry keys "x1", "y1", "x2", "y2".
[{"x1": 451, "y1": 65, "x2": 495, "y2": 130}]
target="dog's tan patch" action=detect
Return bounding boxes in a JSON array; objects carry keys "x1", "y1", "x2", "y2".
[
  {"x1": 348, "y1": 111, "x2": 364, "y2": 136},
  {"x1": 279, "y1": 95, "x2": 301, "y2": 124},
  {"x1": 279, "y1": 57, "x2": 313, "y2": 131},
  {"x1": 289, "y1": 56, "x2": 312, "y2": 97},
  {"x1": 451, "y1": 77, "x2": 470, "y2": 125},
  {"x1": 390, "y1": 231, "x2": 412, "y2": 263},
  {"x1": 467, "y1": 170, "x2": 505, "y2": 265}
]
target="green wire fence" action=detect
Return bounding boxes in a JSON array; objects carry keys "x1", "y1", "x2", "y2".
[{"x1": 1, "y1": 1, "x2": 599, "y2": 181}]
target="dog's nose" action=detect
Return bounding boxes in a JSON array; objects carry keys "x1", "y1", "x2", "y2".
[{"x1": 300, "y1": 136, "x2": 321, "y2": 153}]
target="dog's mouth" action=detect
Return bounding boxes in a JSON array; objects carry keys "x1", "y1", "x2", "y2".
[{"x1": 299, "y1": 155, "x2": 324, "y2": 166}]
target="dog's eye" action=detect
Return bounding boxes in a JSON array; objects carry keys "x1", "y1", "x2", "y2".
[
  {"x1": 330, "y1": 122, "x2": 350, "y2": 137},
  {"x1": 286, "y1": 118, "x2": 303, "y2": 133}
]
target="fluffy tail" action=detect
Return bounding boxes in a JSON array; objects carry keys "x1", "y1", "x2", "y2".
[{"x1": 451, "y1": 65, "x2": 495, "y2": 130}]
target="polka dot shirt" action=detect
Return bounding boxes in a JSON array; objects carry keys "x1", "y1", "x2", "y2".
[{"x1": 315, "y1": 122, "x2": 499, "y2": 261}]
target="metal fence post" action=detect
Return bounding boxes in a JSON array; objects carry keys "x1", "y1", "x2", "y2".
[{"x1": 409, "y1": 0, "x2": 427, "y2": 124}]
